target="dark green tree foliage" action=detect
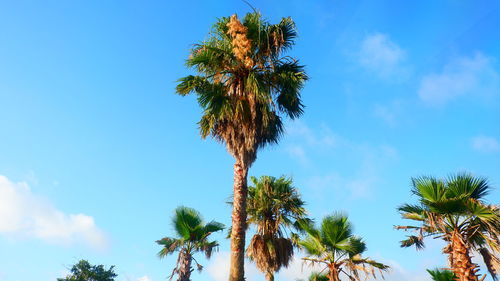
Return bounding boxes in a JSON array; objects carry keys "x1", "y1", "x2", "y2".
[
  {"x1": 427, "y1": 268, "x2": 457, "y2": 281},
  {"x1": 308, "y1": 272, "x2": 329, "y2": 281},
  {"x1": 57, "y1": 260, "x2": 117, "y2": 281}
]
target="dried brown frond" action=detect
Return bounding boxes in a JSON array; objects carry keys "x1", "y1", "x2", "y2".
[
  {"x1": 479, "y1": 248, "x2": 500, "y2": 281},
  {"x1": 247, "y1": 234, "x2": 294, "y2": 276},
  {"x1": 227, "y1": 15, "x2": 254, "y2": 68}
]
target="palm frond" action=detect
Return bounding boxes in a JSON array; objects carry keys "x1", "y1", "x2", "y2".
[
  {"x1": 479, "y1": 247, "x2": 500, "y2": 281},
  {"x1": 156, "y1": 237, "x2": 183, "y2": 258},
  {"x1": 172, "y1": 206, "x2": 203, "y2": 239},
  {"x1": 320, "y1": 213, "x2": 352, "y2": 249},
  {"x1": 400, "y1": 235, "x2": 425, "y2": 250},
  {"x1": 427, "y1": 268, "x2": 457, "y2": 281},
  {"x1": 446, "y1": 172, "x2": 491, "y2": 200},
  {"x1": 204, "y1": 221, "x2": 225, "y2": 234}
]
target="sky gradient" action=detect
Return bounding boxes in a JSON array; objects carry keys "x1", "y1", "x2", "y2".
[{"x1": 0, "y1": 1, "x2": 499, "y2": 281}]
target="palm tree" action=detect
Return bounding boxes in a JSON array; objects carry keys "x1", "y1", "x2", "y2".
[
  {"x1": 300, "y1": 214, "x2": 389, "y2": 281},
  {"x1": 396, "y1": 173, "x2": 500, "y2": 281},
  {"x1": 175, "y1": 11, "x2": 307, "y2": 281},
  {"x1": 246, "y1": 175, "x2": 309, "y2": 281},
  {"x1": 427, "y1": 268, "x2": 457, "y2": 281},
  {"x1": 156, "y1": 206, "x2": 224, "y2": 281}
]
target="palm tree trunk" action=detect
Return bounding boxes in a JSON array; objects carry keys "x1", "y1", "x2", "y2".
[
  {"x1": 328, "y1": 264, "x2": 341, "y2": 281},
  {"x1": 177, "y1": 249, "x2": 192, "y2": 281},
  {"x1": 449, "y1": 231, "x2": 479, "y2": 281},
  {"x1": 229, "y1": 160, "x2": 249, "y2": 281}
]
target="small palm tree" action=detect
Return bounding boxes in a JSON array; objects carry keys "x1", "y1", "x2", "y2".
[
  {"x1": 396, "y1": 173, "x2": 500, "y2": 281},
  {"x1": 300, "y1": 214, "x2": 389, "y2": 281},
  {"x1": 175, "y1": 11, "x2": 308, "y2": 281},
  {"x1": 427, "y1": 268, "x2": 457, "y2": 281},
  {"x1": 246, "y1": 175, "x2": 309, "y2": 281},
  {"x1": 156, "y1": 206, "x2": 224, "y2": 281}
]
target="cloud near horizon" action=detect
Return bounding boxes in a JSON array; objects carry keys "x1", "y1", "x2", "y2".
[
  {"x1": 0, "y1": 175, "x2": 107, "y2": 250},
  {"x1": 136, "y1": 276, "x2": 152, "y2": 281}
]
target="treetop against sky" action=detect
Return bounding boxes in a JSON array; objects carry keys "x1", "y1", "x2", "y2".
[{"x1": 0, "y1": 1, "x2": 499, "y2": 281}]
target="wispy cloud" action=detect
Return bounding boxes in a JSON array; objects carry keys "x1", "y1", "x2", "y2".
[
  {"x1": 373, "y1": 100, "x2": 406, "y2": 126},
  {"x1": 471, "y1": 136, "x2": 500, "y2": 153},
  {"x1": 0, "y1": 175, "x2": 107, "y2": 250},
  {"x1": 358, "y1": 33, "x2": 409, "y2": 80},
  {"x1": 137, "y1": 276, "x2": 152, "y2": 281},
  {"x1": 379, "y1": 259, "x2": 428, "y2": 281},
  {"x1": 284, "y1": 121, "x2": 398, "y2": 199},
  {"x1": 286, "y1": 145, "x2": 309, "y2": 165},
  {"x1": 418, "y1": 52, "x2": 500, "y2": 105}
]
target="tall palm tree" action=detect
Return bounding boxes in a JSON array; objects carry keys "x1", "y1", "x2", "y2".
[
  {"x1": 427, "y1": 268, "x2": 457, "y2": 281},
  {"x1": 396, "y1": 173, "x2": 500, "y2": 281},
  {"x1": 246, "y1": 175, "x2": 309, "y2": 281},
  {"x1": 156, "y1": 206, "x2": 224, "y2": 281},
  {"x1": 175, "y1": 11, "x2": 307, "y2": 281},
  {"x1": 300, "y1": 214, "x2": 389, "y2": 281}
]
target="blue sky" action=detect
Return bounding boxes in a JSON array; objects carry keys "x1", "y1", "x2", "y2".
[{"x1": 0, "y1": 1, "x2": 499, "y2": 281}]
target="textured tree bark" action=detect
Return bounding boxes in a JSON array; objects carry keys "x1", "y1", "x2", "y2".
[
  {"x1": 229, "y1": 160, "x2": 249, "y2": 281},
  {"x1": 449, "y1": 231, "x2": 479, "y2": 281},
  {"x1": 328, "y1": 264, "x2": 341, "y2": 281},
  {"x1": 177, "y1": 249, "x2": 192, "y2": 281}
]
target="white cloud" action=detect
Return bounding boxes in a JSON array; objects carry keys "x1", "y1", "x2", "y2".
[
  {"x1": 358, "y1": 33, "x2": 409, "y2": 79},
  {"x1": 380, "y1": 260, "x2": 428, "y2": 281},
  {"x1": 0, "y1": 175, "x2": 107, "y2": 250},
  {"x1": 418, "y1": 52, "x2": 500, "y2": 105},
  {"x1": 136, "y1": 276, "x2": 152, "y2": 281},
  {"x1": 278, "y1": 254, "x2": 323, "y2": 281},
  {"x1": 471, "y1": 136, "x2": 500, "y2": 153},
  {"x1": 207, "y1": 251, "x2": 263, "y2": 281}
]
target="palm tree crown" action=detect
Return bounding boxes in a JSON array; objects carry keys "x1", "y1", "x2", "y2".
[
  {"x1": 156, "y1": 206, "x2": 224, "y2": 281},
  {"x1": 396, "y1": 173, "x2": 500, "y2": 281},
  {"x1": 175, "y1": 11, "x2": 308, "y2": 164},
  {"x1": 246, "y1": 175, "x2": 309, "y2": 281},
  {"x1": 300, "y1": 214, "x2": 389, "y2": 281}
]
